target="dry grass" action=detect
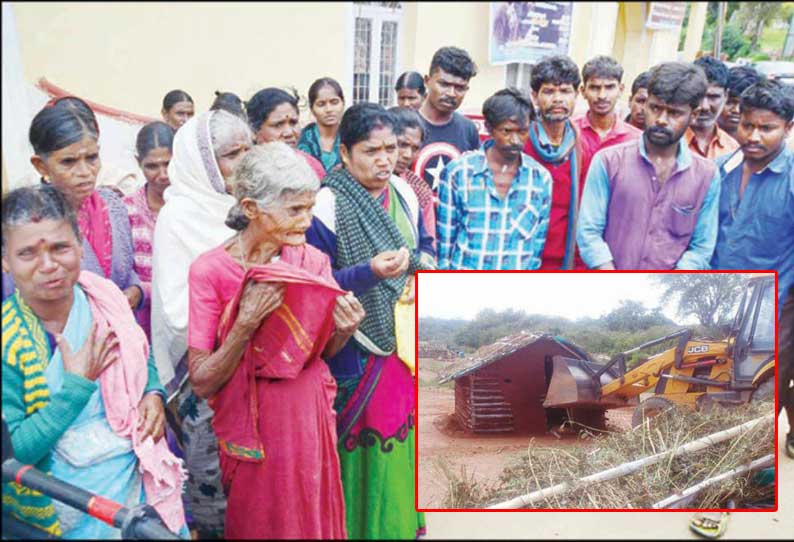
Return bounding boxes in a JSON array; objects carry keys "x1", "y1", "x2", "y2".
[{"x1": 438, "y1": 400, "x2": 775, "y2": 509}]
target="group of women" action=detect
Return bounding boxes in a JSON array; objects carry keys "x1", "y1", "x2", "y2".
[{"x1": 2, "y1": 72, "x2": 433, "y2": 540}]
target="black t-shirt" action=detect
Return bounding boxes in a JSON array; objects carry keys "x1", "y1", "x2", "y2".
[{"x1": 414, "y1": 112, "x2": 481, "y2": 190}]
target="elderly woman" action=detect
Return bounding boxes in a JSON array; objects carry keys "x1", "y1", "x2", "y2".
[
  {"x1": 306, "y1": 103, "x2": 435, "y2": 539},
  {"x1": 150, "y1": 109, "x2": 253, "y2": 539},
  {"x1": 1, "y1": 185, "x2": 186, "y2": 539},
  {"x1": 246, "y1": 87, "x2": 326, "y2": 180},
  {"x1": 124, "y1": 121, "x2": 175, "y2": 340},
  {"x1": 2, "y1": 100, "x2": 144, "y2": 311},
  {"x1": 187, "y1": 142, "x2": 364, "y2": 539}
]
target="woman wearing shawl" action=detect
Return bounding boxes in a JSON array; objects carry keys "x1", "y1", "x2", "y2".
[
  {"x1": 298, "y1": 77, "x2": 345, "y2": 173},
  {"x1": 2, "y1": 99, "x2": 144, "y2": 305},
  {"x1": 150, "y1": 110, "x2": 253, "y2": 538},
  {"x1": 1, "y1": 185, "x2": 187, "y2": 539},
  {"x1": 187, "y1": 142, "x2": 364, "y2": 539},
  {"x1": 305, "y1": 103, "x2": 435, "y2": 539}
]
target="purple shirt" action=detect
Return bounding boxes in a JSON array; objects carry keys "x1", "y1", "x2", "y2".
[{"x1": 577, "y1": 137, "x2": 720, "y2": 269}]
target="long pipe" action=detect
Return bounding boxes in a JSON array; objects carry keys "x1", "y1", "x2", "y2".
[
  {"x1": 652, "y1": 454, "x2": 774, "y2": 509},
  {"x1": 486, "y1": 413, "x2": 773, "y2": 509}
]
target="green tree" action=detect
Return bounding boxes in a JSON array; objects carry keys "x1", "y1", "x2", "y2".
[
  {"x1": 702, "y1": 23, "x2": 752, "y2": 60},
  {"x1": 654, "y1": 274, "x2": 745, "y2": 328},
  {"x1": 734, "y1": 2, "x2": 786, "y2": 49}
]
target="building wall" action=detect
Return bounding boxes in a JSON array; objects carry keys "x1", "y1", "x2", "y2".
[
  {"x1": 5, "y1": 2, "x2": 705, "y2": 189},
  {"x1": 12, "y1": 2, "x2": 350, "y2": 117},
  {"x1": 11, "y1": 2, "x2": 701, "y2": 119}
]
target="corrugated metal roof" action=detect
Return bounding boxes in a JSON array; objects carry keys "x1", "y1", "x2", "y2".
[{"x1": 437, "y1": 331, "x2": 590, "y2": 384}]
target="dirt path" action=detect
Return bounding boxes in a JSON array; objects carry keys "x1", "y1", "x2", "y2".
[{"x1": 418, "y1": 369, "x2": 634, "y2": 509}]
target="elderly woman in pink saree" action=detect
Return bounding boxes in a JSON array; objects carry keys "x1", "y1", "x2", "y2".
[{"x1": 186, "y1": 142, "x2": 365, "y2": 539}]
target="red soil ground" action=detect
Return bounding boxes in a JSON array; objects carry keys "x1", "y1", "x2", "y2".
[{"x1": 417, "y1": 360, "x2": 634, "y2": 509}]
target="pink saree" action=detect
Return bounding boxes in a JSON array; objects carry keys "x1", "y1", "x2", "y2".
[{"x1": 188, "y1": 243, "x2": 347, "y2": 539}]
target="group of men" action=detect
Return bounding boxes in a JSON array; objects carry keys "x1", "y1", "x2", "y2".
[{"x1": 413, "y1": 46, "x2": 792, "y2": 308}]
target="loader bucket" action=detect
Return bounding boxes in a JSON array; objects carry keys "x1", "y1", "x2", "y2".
[{"x1": 543, "y1": 355, "x2": 632, "y2": 409}]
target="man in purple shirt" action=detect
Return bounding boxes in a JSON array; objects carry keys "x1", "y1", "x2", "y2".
[{"x1": 577, "y1": 62, "x2": 721, "y2": 270}]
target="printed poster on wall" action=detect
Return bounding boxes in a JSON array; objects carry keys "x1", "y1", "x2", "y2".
[{"x1": 488, "y1": 1, "x2": 574, "y2": 66}]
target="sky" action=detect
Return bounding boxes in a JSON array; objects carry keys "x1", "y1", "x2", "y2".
[{"x1": 417, "y1": 273, "x2": 703, "y2": 324}]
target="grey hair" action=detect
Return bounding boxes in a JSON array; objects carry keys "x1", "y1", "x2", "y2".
[
  {"x1": 2, "y1": 184, "x2": 81, "y2": 252},
  {"x1": 209, "y1": 109, "x2": 253, "y2": 159},
  {"x1": 225, "y1": 142, "x2": 319, "y2": 231}
]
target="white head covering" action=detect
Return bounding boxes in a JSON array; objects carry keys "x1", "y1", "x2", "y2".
[{"x1": 150, "y1": 111, "x2": 236, "y2": 391}]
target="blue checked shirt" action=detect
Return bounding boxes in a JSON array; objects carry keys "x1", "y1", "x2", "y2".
[{"x1": 436, "y1": 140, "x2": 553, "y2": 269}]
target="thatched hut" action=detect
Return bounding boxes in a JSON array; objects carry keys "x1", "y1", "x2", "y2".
[{"x1": 438, "y1": 332, "x2": 597, "y2": 433}]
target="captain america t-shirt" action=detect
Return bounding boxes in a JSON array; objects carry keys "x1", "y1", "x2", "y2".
[{"x1": 414, "y1": 112, "x2": 481, "y2": 191}]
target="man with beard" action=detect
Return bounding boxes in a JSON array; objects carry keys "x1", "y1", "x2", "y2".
[
  {"x1": 685, "y1": 56, "x2": 740, "y2": 160},
  {"x1": 576, "y1": 62, "x2": 720, "y2": 270},
  {"x1": 694, "y1": 80, "x2": 794, "y2": 538},
  {"x1": 523, "y1": 55, "x2": 585, "y2": 269},
  {"x1": 711, "y1": 80, "x2": 794, "y2": 458},
  {"x1": 437, "y1": 88, "x2": 552, "y2": 270},
  {"x1": 417, "y1": 47, "x2": 480, "y2": 191},
  {"x1": 717, "y1": 66, "x2": 765, "y2": 139},
  {"x1": 625, "y1": 71, "x2": 651, "y2": 131},
  {"x1": 575, "y1": 56, "x2": 641, "y2": 180}
]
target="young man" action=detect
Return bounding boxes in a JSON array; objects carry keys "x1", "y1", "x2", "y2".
[
  {"x1": 575, "y1": 55, "x2": 642, "y2": 179},
  {"x1": 711, "y1": 77, "x2": 794, "y2": 328},
  {"x1": 577, "y1": 62, "x2": 720, "y2": 270},
  {"x1": 711, "y1": 82, "x2": 794, "y2": 455},
  {"x1": 625, "y1": 71, "x2": 651, "y2": 131},
  {"x1": 416, "y1": 46, "x2": 480, "y2": 190},
  {"x1": 717, "y1": 66, "x2": 765, "y2": 139},
  {"x1": 437, "y1": 88, "x2": 552, "y2": 270},
  {"x1": 389, "y1": 106, "x2": 436, "y2": 243},
  {"x1": 685, "y1": 56, "x2": 740, "y2": 160},
  {"x1": 523, "y1": 55, "x2": 586, "y2": 269}
]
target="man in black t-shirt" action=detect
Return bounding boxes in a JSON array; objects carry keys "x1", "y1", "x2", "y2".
[{"x1": 415, "y1": 46, "x2": 480, "y2": 190}]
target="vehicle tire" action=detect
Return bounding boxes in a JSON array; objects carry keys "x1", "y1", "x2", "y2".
[
  {"x1": 750, "y1": 377, "x2": 774, "y2": 404},
  {"x1": 632, "y1": 396, "x2": 678, "y2": 428}
]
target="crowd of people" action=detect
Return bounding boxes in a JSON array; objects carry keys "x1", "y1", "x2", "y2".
[{"x1": 1, "y1": 43, "x2": 792, "y2": 540}]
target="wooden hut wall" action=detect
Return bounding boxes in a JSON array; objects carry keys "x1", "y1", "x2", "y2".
[
  {"x1": 453, "y1": 341, "x2": 553, "y2": 433},
  {"x1": 480, "y1": 343, "x2": 549, "y2": 433}
]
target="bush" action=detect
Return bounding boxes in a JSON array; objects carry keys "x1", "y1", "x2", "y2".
[{"x1": 702, "y1": 23, "x2": 754, "y2": 60}]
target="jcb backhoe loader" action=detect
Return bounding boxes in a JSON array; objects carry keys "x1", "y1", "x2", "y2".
[{"x1": 543, "y1": 275, "x2": 776, "y2": 427}]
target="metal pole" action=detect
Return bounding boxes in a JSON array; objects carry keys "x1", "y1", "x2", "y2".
[
  {"x1": 486, "y1": 413, "x2": 773, "y2": 509},
  {"x1": 713, "y1": 2, "x2": 727, "y2": 59}
]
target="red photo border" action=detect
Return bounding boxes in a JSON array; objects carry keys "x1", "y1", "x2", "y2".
[{"x1": 414, "y1": 269, "x2": 779, "y2": 514}]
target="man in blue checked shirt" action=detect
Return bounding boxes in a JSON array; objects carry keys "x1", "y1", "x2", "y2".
[{"x1": 436, "y1": 88, "x2": 553, "y2": 270}]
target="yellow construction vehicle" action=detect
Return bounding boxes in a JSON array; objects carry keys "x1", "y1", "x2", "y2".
[{"x1": 543, "y1": 275, "x2": 776, "y2": 427}]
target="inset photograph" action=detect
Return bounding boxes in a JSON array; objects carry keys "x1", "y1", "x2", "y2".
[{"x1": 417, "y1": 272, "x2": 777, "y2": 511}]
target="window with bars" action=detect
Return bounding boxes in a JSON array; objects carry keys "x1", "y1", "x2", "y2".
[
  {"x1": 351, "y1": 3, "x2": 402, "y2": 105},
  {"x1": 353, "y1": 18, "x2": 372, "y2": 104}
]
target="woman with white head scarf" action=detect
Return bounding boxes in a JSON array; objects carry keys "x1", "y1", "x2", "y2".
[{"x1": 150, "y1": 109, "x2": 252, "y2": 538}]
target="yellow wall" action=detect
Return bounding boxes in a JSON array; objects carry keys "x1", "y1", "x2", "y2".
[
  {"x1": 12, "y1": 2, "x2": 350, "y2": 118},
  {"x1": 11, "y1": 1, "x2": 700, "y2": 120},
  {"x1": 682, "y1": 2, "x2": 709, "y2": 61}
]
